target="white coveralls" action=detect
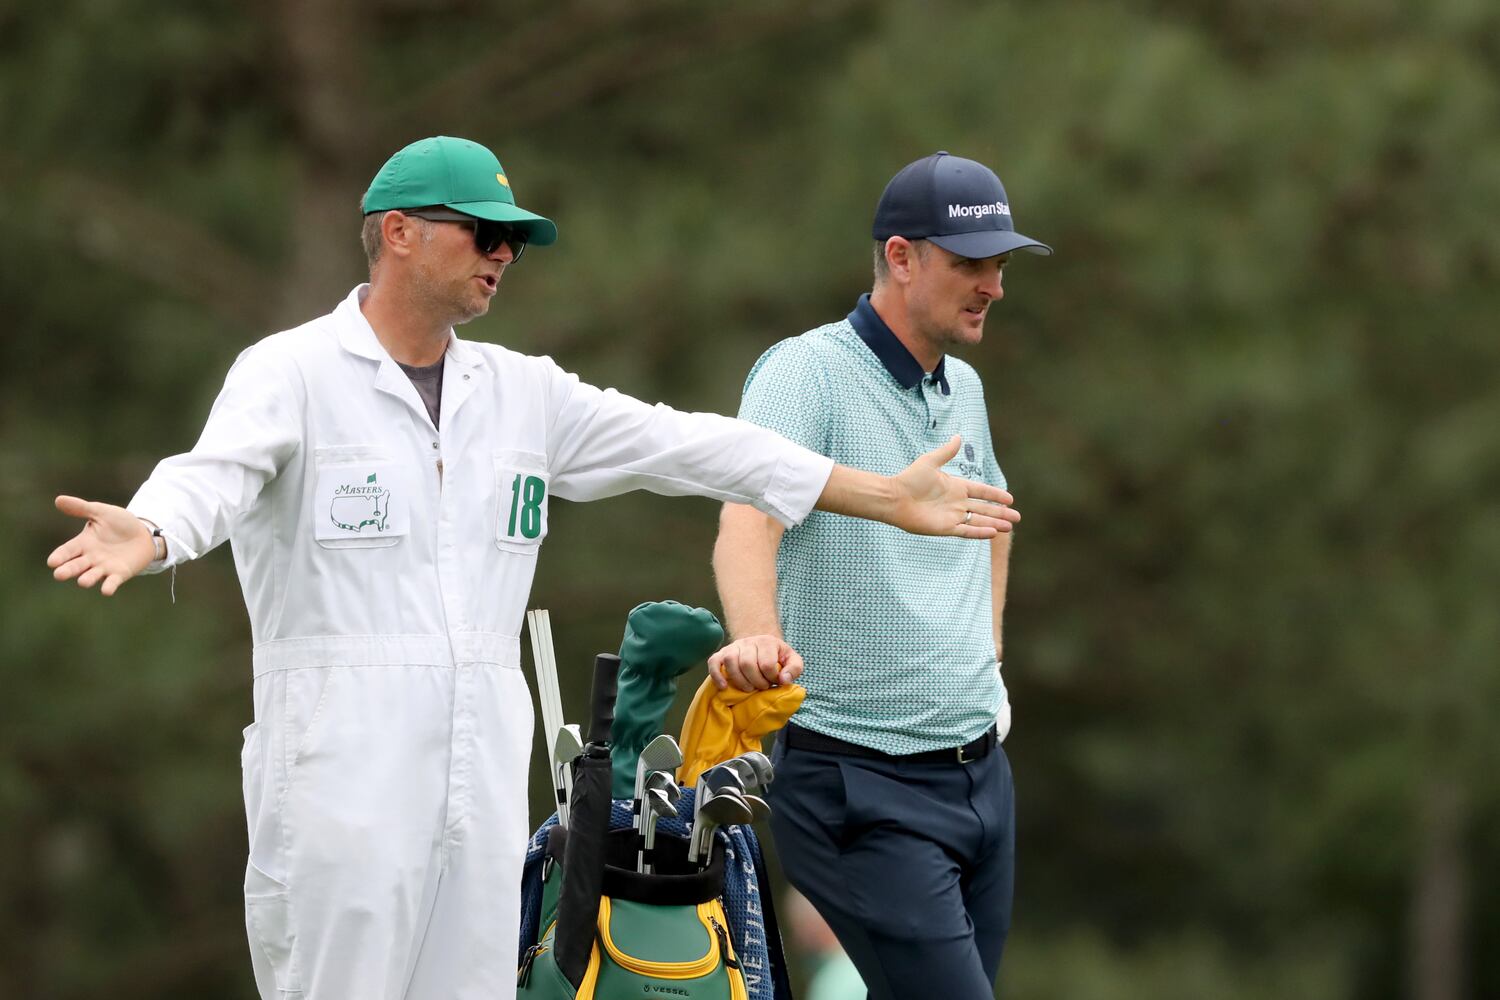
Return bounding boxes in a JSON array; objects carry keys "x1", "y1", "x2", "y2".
[{"x1": 128, "y1": 286, "x2": 834, "y2": 1000}]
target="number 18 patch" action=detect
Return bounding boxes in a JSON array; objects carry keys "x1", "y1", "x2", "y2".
[{"x1": 494, "y1": 451, "x2": 550, "y2": 551}]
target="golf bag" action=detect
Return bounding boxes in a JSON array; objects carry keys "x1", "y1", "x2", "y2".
[{"x1": 518, "y1": 794, "x2": 792, "y2": 1000}]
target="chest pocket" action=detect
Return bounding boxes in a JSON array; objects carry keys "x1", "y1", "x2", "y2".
[
  {"x1": 313, "y1": 445, "x2": 412, "y2": 548},
  {"x1": 495, "y1": 449, "x2": 550, "y2": 552}
]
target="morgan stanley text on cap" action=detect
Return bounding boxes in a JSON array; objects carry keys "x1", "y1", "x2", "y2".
[
  {"x1": 362, "y1": 136, "x2": 558, "y2": 246},
  {"x1": 873, "y1": 151, "x2": 1051, "y2": 259}
]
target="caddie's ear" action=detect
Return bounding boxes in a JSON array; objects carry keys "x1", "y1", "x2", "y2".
[{"x1": 381, "y1": 210, "x2": 421, "y2": 258}]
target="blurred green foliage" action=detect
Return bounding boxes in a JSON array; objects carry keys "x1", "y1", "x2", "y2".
[{"x1": 3, "y1": 1, "x2": 1497, "y2": 997}]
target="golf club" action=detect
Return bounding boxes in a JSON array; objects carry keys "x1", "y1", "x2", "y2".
[
  {"x1": 526, "y1": 609, "x2": 565, "y2": 766},
  {"x1": 719, "y1": 751, "x2": 774, "y2": 794},
  {"x1": 633, "y1": 735, "x2": 684, "y2": 872},
  {"x1": 641, "y1": 785, "x2": 678, "y2": 874},
  {"x1": 640, "y1": 769, "x2": 682, "y2": 874},
  {"x1": 741, "y1": 792, "x2": 771, "y2": 825},
  {"x1": 689, "y1": 772, "x2": 754, "y2": 867},
  {"x1": 644, "y1": 767, "x2": 683, "y2": 807},
  {"x1": 551, "y1": 723, "x2": 583, "y2": 829}
]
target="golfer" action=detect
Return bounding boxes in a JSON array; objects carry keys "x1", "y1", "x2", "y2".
[
  {"x1": 709, "y1": 152, "x2": 1050, "y2": 999},
  {"x1": 45, "y1": 137, "x2": 1019, "y2": 1000}
]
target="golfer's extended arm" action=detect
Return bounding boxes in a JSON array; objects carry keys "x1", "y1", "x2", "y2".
[
  {"x1": 813, "y1": 464, "x2": 900, "y2": 524},
  {"x1": 713, "y1": 502, "x2": 786, "y2": 640}
]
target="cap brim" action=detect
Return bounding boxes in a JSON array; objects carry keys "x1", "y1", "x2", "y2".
[
  {"x1": 447, "y1": 200, "x2": 558, "y2": 246},
  {"x1": 928, "y1": 230, "x2": 1052, "y2": 258}
]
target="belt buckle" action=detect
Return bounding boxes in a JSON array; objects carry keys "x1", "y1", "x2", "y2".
[{"x1": 956, "y1": 728, "x2": 992, "y2": 764}]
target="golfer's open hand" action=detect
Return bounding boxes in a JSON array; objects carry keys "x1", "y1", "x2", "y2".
[
  {"x1": 894, "y1": 436, "x2": 1020, "y2": 538},
  {"x1": 708, "y1": 635, "x2": 804, "y2": 692},
  {"x1": 47, "y1": 496, "x2": 156, "y2": 596}
]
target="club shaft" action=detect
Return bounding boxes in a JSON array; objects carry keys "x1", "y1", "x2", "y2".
[
  {"x1": 527, "y1": 610, "x2": 566, "y2": 767},
  {"x1": 642, "y1": 811, "x2": 658, "y2": 875}
]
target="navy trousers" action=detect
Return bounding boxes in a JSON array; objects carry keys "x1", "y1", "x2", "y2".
[{"x1": 767, "y1": 728, "x2": 1016, "y2": 1000}]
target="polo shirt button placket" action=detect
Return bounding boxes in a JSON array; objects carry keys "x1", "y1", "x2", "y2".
[{"x1": 920, "y1": 380, "x2": 939, "y2": 434}]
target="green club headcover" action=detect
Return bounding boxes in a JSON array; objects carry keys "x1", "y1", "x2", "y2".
[{"x1": 610, "y1": 601, "x2": 725, "y2": 798}]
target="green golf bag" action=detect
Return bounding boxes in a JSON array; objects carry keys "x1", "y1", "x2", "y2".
[{"x1": 518, "y1": 826, "x2": 748, "y2": 1000}]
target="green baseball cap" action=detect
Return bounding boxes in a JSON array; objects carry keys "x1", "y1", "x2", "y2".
[{"x1": 361, "y1": 136, "x2": 558, "y2": 246}]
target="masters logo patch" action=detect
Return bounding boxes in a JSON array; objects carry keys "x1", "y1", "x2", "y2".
[
  {"x1": 314, "y1": 462, "x2": 411, "y2": 543},
  {"x1": 330, "y1": 472, "x2": 391, "y2": 532}
]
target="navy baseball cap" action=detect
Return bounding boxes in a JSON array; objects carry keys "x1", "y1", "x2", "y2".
[{"x1": 873, "y1": 151, "x2": 1051, "y2": 258}]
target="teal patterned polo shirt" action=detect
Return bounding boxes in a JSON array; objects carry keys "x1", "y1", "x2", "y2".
[{"x1": 737, "y1": 294, "x2": 1008, "y2": 754}]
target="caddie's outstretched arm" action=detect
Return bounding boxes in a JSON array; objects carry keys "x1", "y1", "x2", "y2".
[
  {"x1": 47, "y1": 496, "x2": 158, "y2": 596},
  {"x1": 815, "y1": 435, "x2": 1020, "y2": 538}
]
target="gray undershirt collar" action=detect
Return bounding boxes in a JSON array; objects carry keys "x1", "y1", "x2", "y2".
[{"x1": 397, "y1": 357, "x2": 445, "y2": 429}]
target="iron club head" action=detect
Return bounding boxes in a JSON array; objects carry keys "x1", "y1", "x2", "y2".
[
  {"x1": 741, "y1": 793, "x2": 772, "y2": 824},
  {"x1": 635, "y1": 733, "x2": 686, "y2": 837},
  {"x1": 717, "y1": 752, "x2": 774, "y2": 795},
  {"x1": 690, "y1": 783, "x2": 755, "y2": 867},
  {"x1": 644, "y1": 768, "x2": 682, "y2": 806},
  {"x1": 551, "y1": 724, "x2": 584, "y2": 828}
]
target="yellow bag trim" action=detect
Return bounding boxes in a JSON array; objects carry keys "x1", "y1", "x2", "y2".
[
  {"x1": 708, "y1": 902, "x2": 750, "y2": 1000},
  {"x1": 578, "y1": 939, "x2": 602, "y2": 1000}
]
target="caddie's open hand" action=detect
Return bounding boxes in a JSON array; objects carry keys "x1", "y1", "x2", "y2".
[
  {"x1": 46, "y1": 496, "x2": 156, "y2": 596},
  {"x1": 894, "y1": 436, "x2": 1021, "y2": 538},
  {"x1": 708, "y1": 635, "x2": 804, "y2": 692}
]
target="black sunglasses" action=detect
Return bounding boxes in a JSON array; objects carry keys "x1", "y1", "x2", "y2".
[{"x1": 402, "y1": 208, "x2": 527, "y2": 261}]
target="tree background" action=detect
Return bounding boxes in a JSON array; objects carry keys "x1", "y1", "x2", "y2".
[{"x1": 2, "y1": 1, "x2": 1496, "y2": 997}]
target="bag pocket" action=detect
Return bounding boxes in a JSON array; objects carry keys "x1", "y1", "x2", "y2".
[
  {"x1": 520, "y1": 900, "x2": 746, "y2": 1000},
  {"x1": 595, "y1": 898, "x2": 748, "y2": 1000}
]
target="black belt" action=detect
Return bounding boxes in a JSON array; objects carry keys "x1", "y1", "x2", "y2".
[{"x1": 781, "y1": 722, "x2": 998, "y2": 764}]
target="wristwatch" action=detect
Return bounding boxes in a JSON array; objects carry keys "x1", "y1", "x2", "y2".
[{"x1": 139, "y1": 519, "x2": 167, "y2": 564}]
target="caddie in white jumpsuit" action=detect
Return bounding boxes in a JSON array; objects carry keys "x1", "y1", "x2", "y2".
[{"x1": 45, "y1": 136, "x2": 1021, "y2": 1000}]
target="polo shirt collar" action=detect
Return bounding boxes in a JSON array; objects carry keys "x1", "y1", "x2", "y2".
[{"x1": 848, "y1": 293, "x2": 949, "y2": 394}]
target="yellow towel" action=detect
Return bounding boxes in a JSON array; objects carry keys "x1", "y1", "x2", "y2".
[{"x1": 676, "y1": 677, "x2": 805, "y2": 785}]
